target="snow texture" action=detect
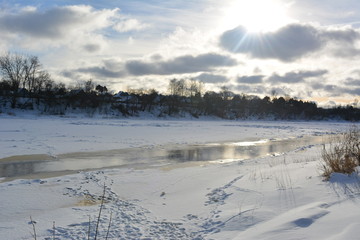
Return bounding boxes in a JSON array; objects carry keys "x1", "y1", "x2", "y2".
[{"x1": 0, "y1": 114, "x2": 360, "y2": 239}]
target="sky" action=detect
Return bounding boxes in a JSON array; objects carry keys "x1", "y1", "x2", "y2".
[{"x1": 1, "y1": 0, "x2": 360, "y2": 106}]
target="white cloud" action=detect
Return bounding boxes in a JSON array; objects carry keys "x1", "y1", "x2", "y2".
[
  {"x1": 159, "y1": 27, "x2": 219, "y2": 58},
  {"x1": 113, "y1": 18, "x2": 149, "y2": 33}
]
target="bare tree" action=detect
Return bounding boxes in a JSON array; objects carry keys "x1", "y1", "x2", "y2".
[
  {"x1": 84, "y1": 79, "x2": 95, "y2": 93},
  {"x1": 0, "y1": 52, "x2": 26, "y2": 92},
  {"x1": 220, "y1": 86, "x2": 233, "y2": 101},
  {"x1": 33, "y1": 71, "x2": 52, "y2": 93},
  {"x1": 23, "y1": 56, "x2": 41, "y2": 92},
  {"x1": 188, "y1": 79, "x2": 203, "y2": 97},
  {"x1": 168, "y1": 78, "x2": 188, "y2": 97},
  {"x1": 0, "y1": 53, "x2": 48, "y2": 93}
]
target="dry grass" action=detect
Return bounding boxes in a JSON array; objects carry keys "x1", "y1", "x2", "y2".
[{"x1": 321, "y1": 126, "x2": 360, "y2": 180}]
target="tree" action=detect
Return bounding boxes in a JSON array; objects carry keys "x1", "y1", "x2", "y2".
[
  {"x1": 168, "y1": 78, "x2": 186, "y2": 96},
  {"x1": 23, "y1": 56, "x2": 41, "y2": 92},
  {"x1": 220, "y1": 86, "x2": 233, "y2": 101},
  {"x1": 0, "y1": 52, "x2": 26, "y2": 92},
  {"x1": 188, "y1": 79, "x2": 203, "y2": 97},
  {"x1": 96, "y1": 85, "x2": 108, "y2": 94},
  {"x1": 33, "y1": 71, "x2": 52, "y2": 93},
  {"x1": 0, "y1": 53, "x2": 45, "y2": 92},
  {"x1": 84, "y1": 79, "x2": 95, "y2": 93},
  {"x1": 0, "y1": 80, "x2": 12, "y2": 92}
]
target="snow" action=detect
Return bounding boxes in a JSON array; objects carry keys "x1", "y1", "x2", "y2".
[{"x1": 1, "y1": 114, "x2": 360, "y2": 239}]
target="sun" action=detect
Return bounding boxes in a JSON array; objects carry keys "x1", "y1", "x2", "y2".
[{"x1": 220, "y1": 0, "x2": 294, "y2": 32}]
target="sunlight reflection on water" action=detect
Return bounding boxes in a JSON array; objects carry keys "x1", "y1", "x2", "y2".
[{"x1": 0, "y1": 135, "x2": 329, "y2": 179}]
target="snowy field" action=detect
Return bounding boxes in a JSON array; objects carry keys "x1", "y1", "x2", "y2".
[{"x1": 1, "y1": 115, "x2": 360, "y2": 239}]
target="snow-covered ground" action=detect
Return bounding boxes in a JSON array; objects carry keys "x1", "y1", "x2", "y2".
[{"x1": 1, "y1": 115, "x2": 360, "y2": 239}]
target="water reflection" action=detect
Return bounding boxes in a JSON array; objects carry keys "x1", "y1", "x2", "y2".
[
  {"x1": 0, "y1": 162, "x2": 36, "y2": 178},
  {"x1": 0, "y1": 135, "x2": 327, "y2": 179}
]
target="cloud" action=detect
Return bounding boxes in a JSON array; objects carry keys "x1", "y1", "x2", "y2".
[
  {"x1": 345, "y1": 77, "x2": 360, "y2": 86},
  {"x1": 125, "y1": 53, "x2": 237, "y2": 76},
  {"x1": 76, "y1": 66, "x2": 125, "y2": 78},
  {"x1": 309, "y1": 81, "x2": 359, "y2": 97},
  {"x1": 83, "y1": 44, "x2": 101, "y2": 53},
  {"x1": 323, "y1": 27, "x2": 359, "y2": 43},
  {"x1": 346, "y1": 87, "x2": 360, "y2": 95},
  {"x1": 113, "y1": 18, "x2": 149, "y2": 32},
  {"x1": 195, "y1": 73, "x2": 228, "y2": 83},
  {"x1": 310, "y1": 82, "x2": 325, "y2": 90},
  {"x1": 63, "y1": 59, "x2": 126, "y2": 79},
  {"x1": 268, "y1": 69, "x2": 328, "y2": 83},
  {"x1": 219, "y1": 23, "x2": 360, "y2": 61},
  {"x1": 0, "y1": 5, "x2": 118, "y2": 39},
  {"x1": 333, "y1": 47, "x2": 360, "y2": 58},
  {"x1": 0, "y1": 5, "x2": 148, "y2": 41},
  {"x1": 63, "y1": 53, "x2": 236, "y2": 80},
  {"x1": 234, "y1": 85, "x2": 266, "y2": 94},
  {"x1": 237, "y1": 75, "x2": 264, "y2": 84}
]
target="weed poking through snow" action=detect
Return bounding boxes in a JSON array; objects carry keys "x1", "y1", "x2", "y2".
[{"x1": 321, "y1": 126, "x2": 360, "y2": 180}]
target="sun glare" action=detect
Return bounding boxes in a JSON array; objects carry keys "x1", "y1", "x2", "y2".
[{"x1": 221, "y1": 0, "x2": 293, "y2": 32}]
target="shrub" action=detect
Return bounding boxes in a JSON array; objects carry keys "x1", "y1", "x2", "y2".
[{"x1": 321, "y1": 126, "x2": 360, "y2": 180}]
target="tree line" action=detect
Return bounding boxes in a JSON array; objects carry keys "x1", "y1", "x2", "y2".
[{"x1": 0, "y1": 52, "x2": 360, "y2": 121}]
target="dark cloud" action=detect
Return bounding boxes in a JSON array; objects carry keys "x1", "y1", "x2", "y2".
[
  {"x1": 237, "y1": 75, "x2": 264, "y2": 84},
  {"x1": 76, "y1": 66, "x2": 125, "y2": 78},
  {"x1": 346, "y1": 88, "x2": 360, "y2": 95},
  {"x1": 63, "y1": 65, "x2": 125, "y2": 79},
  {"x1": 333, "y1": 47, "x2": 360, "y2": 58},
  {"x1": 345, "y1": 77, "x2": 360, "y2": 86},
  {"x1": 125, "y1": 53, "x2": 237, "y2": 76},
  {"x1": 0, "y1": 7, "x2": 90, "y2": 38},
  {"x1": 309, "y1": 82, "x2": 352, "y2": 97},
  {"x1": 83, "y1": 44, "x2": 101, "y2": 53},
  {"x1": 195, "y1": 73, "x2": 228, "y2": 83},
  {"x1": 63, "y1": 53, "x2": 236, "y2": 80},
  {"x1": 324, "y1": 84, "x2": 338, "y2": 92},
  {"x1": 310, "y1": 82, "x2": 325, "y2": 90},
  {"x1": 61, "y1": 70, "x2": 76, "y2": 79},
  {"x1": 323, "y1": 27, "x2": 359, "y2": 43},
  {"x1": 0, "y1": 6, "x2": 115, "y2": 39},
  {"x1": 125, "y1": 61, "x2": 155, "y2": 75},
  {"x1": 268, "y1": 69, "x2": 328, "y2": 83},
  {"x1": 311, "y1": 81, "x2": 360, "y2": 96},
  {"x1": 321, "y1": 84, "x2": 360, "y2": 97},
  {"x1": 219, "y1": 23, "x2": 360, "y2": 61}
]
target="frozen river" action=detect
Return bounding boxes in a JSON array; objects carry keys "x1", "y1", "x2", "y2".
[{"x1": 0, "y1": 134, "x2": 328, "y2": 180}]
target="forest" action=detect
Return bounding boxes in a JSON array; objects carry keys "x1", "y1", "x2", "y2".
[{"x1": 1, "y1": 52, "x2": 360, "y2": 121}]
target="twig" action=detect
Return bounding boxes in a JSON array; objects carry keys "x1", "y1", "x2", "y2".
[
  {"x1": 88, "y1": 216, "x2": 91, "y2": 240},
  {"x1": 94, "y1": 183, "x2": 106, "y2": 240},
  {"x1": 53, "y1": 221, "x2": 55, "y2": 240},
  {"x1": 105, "y1": 212, "x2": 113, "y2": 240},
  {"x1": 30, "y1": 216, "x2": 37, "y2": 240}
]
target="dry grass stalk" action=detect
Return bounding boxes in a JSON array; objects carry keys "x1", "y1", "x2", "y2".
[
  {"x1": 30, "y1": 216, "x2": 37, "y2": 240},
  {"x1": 321, "y1": 126, "x2": 360, "y2": 180}
]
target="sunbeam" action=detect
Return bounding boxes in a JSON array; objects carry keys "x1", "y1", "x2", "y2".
[{"x1": 221, "y1": 0, "x2": 294, "y2": 32}]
